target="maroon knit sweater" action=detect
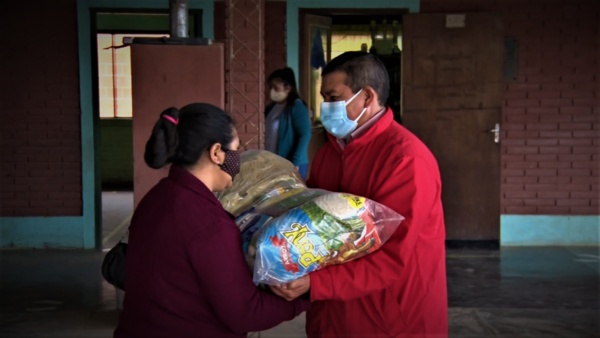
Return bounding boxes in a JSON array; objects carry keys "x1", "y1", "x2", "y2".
[{"x1": 114, "y1": 165, "x2": 310, "y2": 338}]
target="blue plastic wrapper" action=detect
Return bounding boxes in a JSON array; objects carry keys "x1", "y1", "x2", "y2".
[
  {"x1": 253, "y1": 208, "x2": 326, "y2": 284},
  {"x1": 240, "y1": 193, "x2": 404, "y2": 286}
]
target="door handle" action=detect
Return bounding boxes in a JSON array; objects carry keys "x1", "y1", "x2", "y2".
[{"x1": 488, "y1": 123, "x2": 500, "y2": 144}]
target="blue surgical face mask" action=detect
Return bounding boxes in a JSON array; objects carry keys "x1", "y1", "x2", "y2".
[{"x1": 320, "y1": 89, "x2": 367, "y2": 139}]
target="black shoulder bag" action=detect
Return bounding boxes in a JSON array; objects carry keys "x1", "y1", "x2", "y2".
[{"x1": 101, "y1": 231, "x2": 128, "y2": 291}]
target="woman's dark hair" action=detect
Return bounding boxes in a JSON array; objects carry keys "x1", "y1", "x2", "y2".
[
  {"x1": 144, "y1": 103, "x2": 236, "y2": 169},
  {"x1": 268, "y1": 67, "x2": 304, "y2": 107}
]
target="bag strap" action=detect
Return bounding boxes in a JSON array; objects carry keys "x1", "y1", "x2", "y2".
[
  {"x1": 118, "y1": 214, "x2": 133, "y2": 243},
  {"x1": 118, "y1": 229, "x2": 130, "y2": 244}
]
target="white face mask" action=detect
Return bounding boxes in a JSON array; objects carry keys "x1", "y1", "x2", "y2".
[{"x1": 270, "y1": 88, "x2": 288, "y2": 103}]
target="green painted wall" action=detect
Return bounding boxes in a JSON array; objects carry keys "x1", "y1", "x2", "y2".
[
  {"x1": 100, "y1": 119, "x2": 133, "y2": 188},
  {"x1": 97, "y1": 13, "x2": 170, "y2": 31},
  {"x1": 96, "y1": 12, "x2": 200, "y2": 35}
]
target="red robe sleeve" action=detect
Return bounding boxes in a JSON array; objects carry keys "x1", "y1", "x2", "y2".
[{"x1": 309, "y1": 155, "x2": 440, "y2": 301}]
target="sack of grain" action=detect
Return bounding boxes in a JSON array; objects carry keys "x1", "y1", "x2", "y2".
[
  {"x1": 238, "y1": 192, "x2": 404, "y2": 286},
  {"x1": 216, "y1": 150, "x2": 305, "y2": 217}
]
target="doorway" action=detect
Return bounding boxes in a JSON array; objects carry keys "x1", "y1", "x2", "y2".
[
  {"x1": 299, "y1": 9, "x2": 407, "y2": 125},
  {"x1": 299, "y1": 10, "x2": 504, "y2": 244},
  {"x1": 89, "y1": 9, "x2": 203, "y2": 249}
]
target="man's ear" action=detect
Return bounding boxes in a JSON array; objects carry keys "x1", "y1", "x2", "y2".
[{"x1": 363, "y1": 86, "x2": 379, "y2": 108}]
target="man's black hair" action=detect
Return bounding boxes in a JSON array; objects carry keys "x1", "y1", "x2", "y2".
[{"x1": 321, "y1": 51, "x2": 390, "y2": 107}]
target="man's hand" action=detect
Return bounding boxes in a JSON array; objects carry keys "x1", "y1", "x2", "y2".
[{"x1": 269, "y1": 275, "x2": 310, "y2": 301}]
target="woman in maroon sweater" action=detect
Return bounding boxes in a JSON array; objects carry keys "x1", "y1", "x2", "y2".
[{"x1": 114, "y1": 103, "x2": 310, "y2": 338}]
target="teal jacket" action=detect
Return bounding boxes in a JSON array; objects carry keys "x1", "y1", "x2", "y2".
[{"x1": 264, "y1": 99, "x2": 312, "y2": 166}]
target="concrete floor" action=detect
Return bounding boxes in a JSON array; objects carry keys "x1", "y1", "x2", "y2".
[
  {"x1": 1, "y1": 192, "x2": 598, "y2": 338},
  {"x1": 100, "y1": 192, "x2": 133, "y2": 250}
]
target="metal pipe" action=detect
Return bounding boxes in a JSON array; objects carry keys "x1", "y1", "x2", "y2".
[{"x1": 169, "y1": 0, "x2": 189, "y2": 38}]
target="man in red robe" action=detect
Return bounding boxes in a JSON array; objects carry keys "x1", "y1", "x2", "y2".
[{"x1": 271, "y1": 52, "x2": 448, "y2": 338}]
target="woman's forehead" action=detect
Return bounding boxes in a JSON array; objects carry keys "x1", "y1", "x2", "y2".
[{"x1": 270, "y1": 78, "x2": 285, "y2": 86}]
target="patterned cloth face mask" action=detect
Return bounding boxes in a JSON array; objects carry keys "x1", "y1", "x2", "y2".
[{"x1": 219, "y1": 149, "x2": 241, "y2": 180}]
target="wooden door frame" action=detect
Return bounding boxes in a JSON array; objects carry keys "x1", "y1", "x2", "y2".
[
  {"x1": 298, "y1": 12, "x2": 331, "y2": 104},
  {"x1": 287, "y1": 0, "x2": 419, "y2": 99},
  {"x1": 298, "y1": 8, "x2": 409, "y2": 102}
]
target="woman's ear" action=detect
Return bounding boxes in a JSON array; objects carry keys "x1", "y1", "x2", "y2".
[{"x1": 209, "y1": 143, "x2": 223, "y2": 165}]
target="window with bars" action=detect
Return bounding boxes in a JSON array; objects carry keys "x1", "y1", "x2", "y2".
[{"x1": 97, "y1": 33, "x2": 168, "y2": 118}]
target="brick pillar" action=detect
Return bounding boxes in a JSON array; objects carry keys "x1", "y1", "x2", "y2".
[
  {"x1": 264, "y1": 2, "x2": 287, "y2": 105},
  {"x1": 226, "y1": 0, "x2": 265, "y2": 150}
]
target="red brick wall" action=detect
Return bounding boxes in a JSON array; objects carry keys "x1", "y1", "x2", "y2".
[
  {"x1": 264, "y1": 2, "x2": 288, "y2": 104},
  {"x1": 224, "y1": 0, "x2": 266, "y2": 150},
  {"x1": 0, "y1": 0, "x2": 82, "y2": 217},
  {"x1": 215, "y1": 0, "x2": 287, "y2": 111},
  {"x1": 422, "y1": 0, "x2": 599, "y2": 215}
]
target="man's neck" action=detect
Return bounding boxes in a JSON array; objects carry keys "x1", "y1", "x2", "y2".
[
  {"x1": 337, "y1": 106, "x2": 388, "y2": 146},
  {"x1": 356, "y1": 105, "x2": 384, "y2": 129}
]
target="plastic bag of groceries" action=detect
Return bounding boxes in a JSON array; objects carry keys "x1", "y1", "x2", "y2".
[
  {"x1": 238, "y1": 192, "x2": 404, "y2": 286},
  {"x1": 216, "y1": 150, "x2": 404, "y2": 285},
  {"x1": 215, "y1": 150, "x2": 305, "y2": 217}
]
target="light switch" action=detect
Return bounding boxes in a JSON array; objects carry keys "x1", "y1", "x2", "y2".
[{"x1": 446, "y1": 14, "x2": 466, "y2": 28}]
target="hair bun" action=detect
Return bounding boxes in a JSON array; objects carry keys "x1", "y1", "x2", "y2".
[
  {"x1": 160, "y1": 107, "x2": 180, "y2": 120},
  {"x1": 144, "y1": 107, "x2": 180, "y2": 169}
]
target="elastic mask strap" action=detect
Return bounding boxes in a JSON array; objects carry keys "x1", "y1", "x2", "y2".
[
  {"x1": 344, "y1": 89, "x2": 363, "y2": 106},
  {"x1": 354, "y1": 108, "x2": 368, "y2": 122}
]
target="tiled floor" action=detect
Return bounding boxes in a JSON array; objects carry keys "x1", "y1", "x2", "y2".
[{"x1": 1, "y1": 192, "x2": 598, "y2": 338}]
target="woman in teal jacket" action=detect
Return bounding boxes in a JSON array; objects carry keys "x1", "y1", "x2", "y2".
[{"x1": 264, "y1": 68, "x2": 312, "y2": 179}]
